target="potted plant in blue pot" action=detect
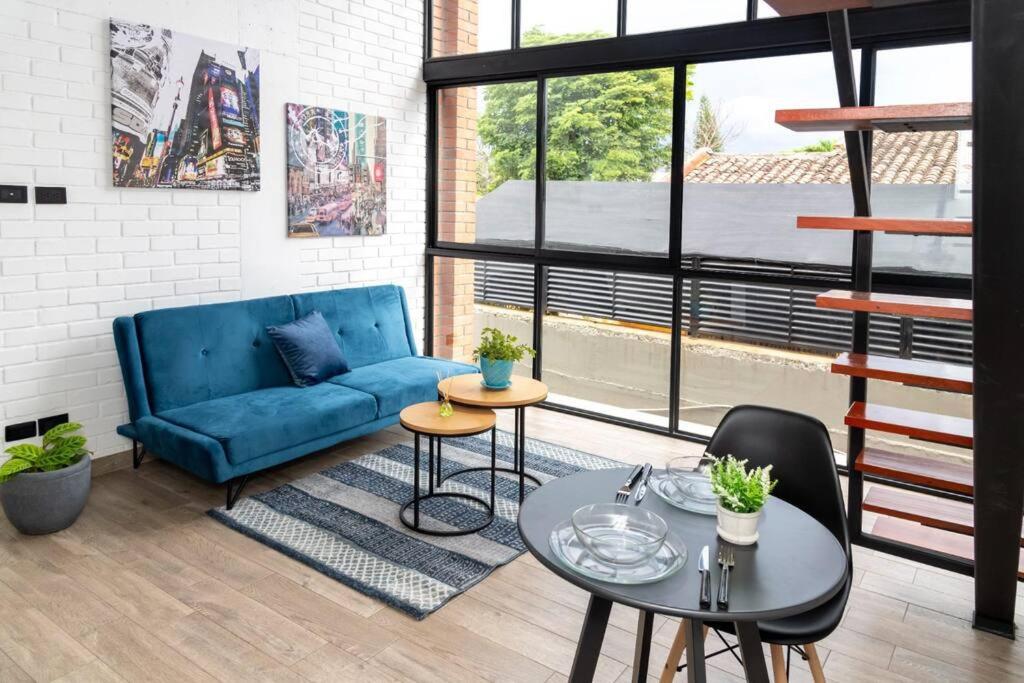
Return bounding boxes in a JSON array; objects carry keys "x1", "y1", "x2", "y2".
[
  {"x1": 473, "y1": 327, "x2": 536, "y2": 389},
  {"x1": 0, "y1": 422, "x2": 92, "y2": 535}
]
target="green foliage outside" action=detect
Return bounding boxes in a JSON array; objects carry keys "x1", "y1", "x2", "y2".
[
  {"x1": 793, "y1": 138, "x2": 838, "y2": 153},
  {"x1": 1, "y1": 422, "x2": 89, "y2": 483},
  {"x1": 472, "y1": 327, "x2": 536, "y2": 363},
  {"x1": 692, "y1": 95, "x2": 726, "y2": 152},
  {"x1": 709, "y1": 454, "x2": 778, "y2": 514},
  {"x1": 476, "y1": 27, "x2": 693, "y2": 193}
]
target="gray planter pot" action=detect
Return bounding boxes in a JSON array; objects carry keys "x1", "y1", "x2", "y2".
[{"x1": 0, "y1": 454, "x2": 91, "y2": 535}]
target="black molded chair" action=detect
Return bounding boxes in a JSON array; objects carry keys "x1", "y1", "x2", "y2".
[{"x1": 660, "y1": 405, "x2": 852, "y2": 682}]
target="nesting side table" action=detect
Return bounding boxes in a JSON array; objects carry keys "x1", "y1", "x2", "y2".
[
  {"x1": 440, "y1": 374, "x2": 548, "y2": 503},
  {"x1": 398, "y1": 401, "x2": 497, "y2": 536}
]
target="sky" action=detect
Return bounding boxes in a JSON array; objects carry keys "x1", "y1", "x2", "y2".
[{"x1": 473, "y1": 3, "x2": 971, "y2": 155}]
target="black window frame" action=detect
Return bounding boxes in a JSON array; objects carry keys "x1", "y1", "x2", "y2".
[{"x1": 423, "y1": 0, "x2": 973, "y2": 443}]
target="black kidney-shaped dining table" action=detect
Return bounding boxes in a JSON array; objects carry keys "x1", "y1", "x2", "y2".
[{"x1": 518, "y1": 468, "x2": 849, "y2": 683}]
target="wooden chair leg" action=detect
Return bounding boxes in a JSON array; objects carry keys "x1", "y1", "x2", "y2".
[
  {"x1": 804, "y1": 643, "x2": 826, "y2": 683},
  {"x1": 770, "y1": 644, "x2": 788, "y2": 683},
  {"x1": 659, "y1": 619, "x2": 710, "y2": 682}
]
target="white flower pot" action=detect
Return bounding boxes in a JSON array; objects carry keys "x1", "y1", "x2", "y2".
[{"x1": 716, "y1": 501, "x2": 762, "y2": 545}]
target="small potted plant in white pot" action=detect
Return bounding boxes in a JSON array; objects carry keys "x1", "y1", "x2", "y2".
[
  {"x1": 472, "y1": 327, "x2": 536, "y2": 389},
  {"x1": 709, "y1": 455, "x2": 777, "y2": 545},
  {"x1": 0, "y1": 422, "x2": 92, "y2": 535}
]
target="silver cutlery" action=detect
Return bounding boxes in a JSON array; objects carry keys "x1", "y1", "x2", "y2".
[
  {"x1": 633, "y1": 463, "x2": 653, "y2": 504},
  {"x1": 616, "y1": 464, "x2": 644, "y2": 502},
  {"x1": 698, "y1": 545, "x2": 712, "y2": 608},
  {"x1": 716, "y1": 544, "x2": 734, "y2": 609}
]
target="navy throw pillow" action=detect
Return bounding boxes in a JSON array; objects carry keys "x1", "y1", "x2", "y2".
[{"x1": 267, "y1": 310, "x2": 349, "y2": 387}]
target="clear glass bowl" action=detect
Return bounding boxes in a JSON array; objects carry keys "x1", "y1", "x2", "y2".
[
  {"x1": 571, "y1": 503, "x2": 669, "y2": 566},
  {"x1": 665, "y1": 455, "x2": 713, "y2": 488}
]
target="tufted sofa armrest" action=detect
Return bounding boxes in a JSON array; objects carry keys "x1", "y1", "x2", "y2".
[{"x1": 113, "y1": 316, "x2": 152, "y2": 422}]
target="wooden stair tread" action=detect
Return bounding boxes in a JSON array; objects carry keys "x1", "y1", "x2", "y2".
[
  {"x1": 762, "y1": 0, "x2": 871, "y2": 16},
  {"x1": 865, "y1": 487, "x2": 1024, "y2": 544},
  {"x1": 870, "y1": 517, "x2": 1024, "y2": 579},
  {"x1": 797, "y1": 216, "x2": 972, "y2": 236},
  {"x1": 817, "y1": 290, "x2": 973, "y2": 321},
  {"x1": 845, "y1": 401, "x2": 973, "y2": 448},
  {"x1": 855, "y1": 447, "x2": 973, "y2": 495},
  {"x1": 776, "y1": 103, "x2": 972, "y2": 133},
  {"x1": 832, "y1": 352, "x2": 973, "y2": 393}
]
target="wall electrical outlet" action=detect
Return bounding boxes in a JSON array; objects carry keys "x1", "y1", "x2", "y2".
[
  {"x1": 38, "y1": 413, "x2": 70, "y2": 435},
  {"x1": 0, "y1": 185, "x2": 28, "y2": 203},
  {"x1": 4, "y1": 421, "x2": 37, "y2": 442},
  {"x1": 35, "y1": 186, "x2": 67, "y2": 204}
]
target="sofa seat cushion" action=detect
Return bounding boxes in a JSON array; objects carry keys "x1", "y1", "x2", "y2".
[
  {"x1": 157, "y1": 383, "x2": 377, "y2": 465},
  {"x1": 329, "y1": 356, "x2": 478, "y2": 418}
]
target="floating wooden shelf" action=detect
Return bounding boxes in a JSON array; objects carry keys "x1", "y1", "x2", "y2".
[
  {"x1": 845, "y1": 401, "x2": 973, "y2": 448},
  {"x1": 855, "y1": 447, "x2": 973, "y2": 495},
  {"x1": 797, "y1": 216, "x2": 973, "y2": 236},
  {"x1": 832, "y1": 352, "x2": 973, "y2": 393},
  {"x1": 776, "y1": 103, "x2": 972, "y2": 133},
  {"x1": 817, "y1": 290, "x2": 973, "y2": 321},
  {"x1": 870, "y1": 517, "x2": 1024, "y2": 579}
]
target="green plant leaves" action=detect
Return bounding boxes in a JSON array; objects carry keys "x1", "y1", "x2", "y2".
[
  {"x1": 42, "y1": 421, "x2": 82, "y2": 446},
  {"x1": 709, "y1": 455, "x2": 778, "y2": 514},
  {"x1": 0, "y1": 458, "x2": 34, "y2": 484},
  {"x1": 472, "y1": 327, "x2": 536, "y2": 363},
  {"x1": 1, "y1": 422, "x2": 87, "y2": 483},
  {"x1": 3, "y1": 443, "x2": 45, "y2": 462}
]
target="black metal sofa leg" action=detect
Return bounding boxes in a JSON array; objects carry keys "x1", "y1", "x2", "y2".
[
  {"x1": 225, "y1": 475, "x2": 251, "y2": 510},
  {"x1": 132, "y1": 440, "x2": 146, "y2": 469}
]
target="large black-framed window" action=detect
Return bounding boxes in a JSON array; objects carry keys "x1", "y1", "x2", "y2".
[{"x1": 424, "y1": 0, "x2": 973, "y2": 443}]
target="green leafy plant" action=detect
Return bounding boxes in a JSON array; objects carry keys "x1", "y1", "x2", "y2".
[
  {"x1": 793, "y1": 138, "x2": 837, "y2": 153},
  {"x1": 0, "y1": 422, "x2": 89, "y2": 484},
  {"x1": 708, "y1": 455, "x2": 778, "y2": 514},
  {"x1": 472, "y1": 327, "x2": 537, "y2": 363}
]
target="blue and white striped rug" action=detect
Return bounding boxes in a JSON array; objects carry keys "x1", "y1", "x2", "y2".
[{"x1": 209, "y1": 429, "x2": 621, "y2": 619}]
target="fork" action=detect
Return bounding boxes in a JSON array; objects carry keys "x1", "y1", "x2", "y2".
[
  {"x1": 717, "y1": 544, "x2": 735, "y2": 608},
  {"x1": 615, "y1": 464, "x2": 643, "y2": 502}
]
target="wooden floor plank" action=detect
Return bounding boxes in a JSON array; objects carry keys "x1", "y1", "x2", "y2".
[{"x1": 0, "y1": 407, "x2": 1018, "y2": 683}]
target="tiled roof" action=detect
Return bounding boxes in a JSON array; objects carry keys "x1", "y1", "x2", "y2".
[{"x1": 685, "y1": 131, "x2": 960, "y2": 185}]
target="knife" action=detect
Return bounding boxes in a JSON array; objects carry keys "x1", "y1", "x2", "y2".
[
  {"x1": 633, "y1": 463, "x2": 653, "y2": 504},
  {"x1": 698, "y1": 545, "x2": 712, "y2": 608}
]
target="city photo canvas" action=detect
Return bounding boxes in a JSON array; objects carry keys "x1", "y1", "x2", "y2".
[
  {"x1": 110, "y1": 19, "x2": 260, "y2": 191},
  {"x1": 286, "y1": 103, "x2": 387, "y2": 237}
]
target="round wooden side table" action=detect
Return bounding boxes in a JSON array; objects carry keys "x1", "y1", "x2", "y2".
[
  {"x1": 439, "y1": 373, "x2": 548, "y2": 503},
  {"x1": 398, "y1": 401, "x2": 497, "y2": 536}
]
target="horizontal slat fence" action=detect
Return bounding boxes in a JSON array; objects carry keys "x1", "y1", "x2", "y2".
[{"x1": 474, "y1": 260, "x2": 973, "y2": 364}]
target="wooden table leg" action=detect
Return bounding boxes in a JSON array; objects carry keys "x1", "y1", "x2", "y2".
[
  {"x1": 684, "y1": 618, "x2": 707, "y2": 683},
  {"x1": 632, "y1": 610, "x2": 654, "y2": 682},
  {"x1": 734, "y1": 621, "x2": 770, "y2": 683},
  {"x1": 569, "y1": 595, "x2": 612, "y2": 683}
]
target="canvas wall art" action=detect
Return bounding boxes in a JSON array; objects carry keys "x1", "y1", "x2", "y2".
[
  {"x1": 286, "y1": 103, "x2": 387, "y2": 237},
  {"x1": 110, "y1": 19, "x2": 260, "y2": 191}
]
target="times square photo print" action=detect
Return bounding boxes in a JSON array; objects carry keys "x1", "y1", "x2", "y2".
[
  {"x1": 110, "y1": 19, "x2": 260, "y2": 191},
  {"x1": 286, "y1": 104, "x2": 387, "y2": 237}
]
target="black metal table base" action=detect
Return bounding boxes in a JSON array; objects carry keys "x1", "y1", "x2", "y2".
[
  {"x1": 440, "y1": 406, "x2": 537, "y2": 504},
  {"x1": 400, "y1": 429, "x2": 497, "y2": 537}
]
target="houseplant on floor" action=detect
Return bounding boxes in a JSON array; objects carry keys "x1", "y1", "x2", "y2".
[
  {"x1": 472, "y1": 327, "x2": 536, "y2": 389},
  {"x1": 0, "y1": 422, "x2": 92, "y2": 534},
  {"x1": 709, "y1": 454, "x2": 777, "y2": 545}
]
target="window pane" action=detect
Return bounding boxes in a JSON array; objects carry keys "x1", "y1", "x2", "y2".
[
  {"x1": 872, "y1": 42, "x2": 972, "y2": 277},
  {"x1": 542, "y1": 268, "x2": 671, "y2": 427},
  {"x1": 438, "y1": 83, "x2": 535, "y2": 248},
  {"x1": 433, "y1": 0, "x2": 512, "y2": 56},
  {"x1": 628, "y1": 0, "x2": 747, "y2": 34},
  {"x1": 433, "y1": 257, "x2": 535, "y2": 379},
  {"x1": 677, "y1": 279, "x2": 971, "y2": 464},
  {"x1": 520, "y1": 0, "x2": 617, "y2": 47},
  {"x1": 756, "y1": 1, "x2": 779, "y2": 18},
  {"x1": 543, "y1": 68, "x2": 674, "y2": 254},
  {"x1": 682, "y1": 52, "x2": 853, "y2": 268}
]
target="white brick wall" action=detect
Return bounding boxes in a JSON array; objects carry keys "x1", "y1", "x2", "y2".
[{"x1": 0, "y1": 0, "x2": 427, "y2": 459}]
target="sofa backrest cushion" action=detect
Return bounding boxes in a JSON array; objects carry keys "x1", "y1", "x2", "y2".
[
  {"x1": 290, "y1": 285, "x2": 414, "y2": 370},
  {"x1": 135, "y1": 295, "x2": 295, "y2": 413}
]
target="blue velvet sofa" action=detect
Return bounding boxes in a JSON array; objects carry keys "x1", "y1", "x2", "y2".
[{"x1": 113, "y1": 284, "x2": 476, "y2": 507}]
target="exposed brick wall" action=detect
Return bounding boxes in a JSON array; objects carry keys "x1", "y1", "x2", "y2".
[{"x1": 0, "y1": 0, "x2": 427, "y2": 459}]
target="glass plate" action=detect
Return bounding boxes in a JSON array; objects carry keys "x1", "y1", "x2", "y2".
[
  {"x1": 649, "y1": 472, "x2": 717, "y2": 515},
  {"x1": 548, "y1": 520, "x2": 686, "y2": 584}
]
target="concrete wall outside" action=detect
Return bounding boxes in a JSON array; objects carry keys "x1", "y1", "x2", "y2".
[{"x1": 475, "y1": 305, "x2": 972, "y2": 465}]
